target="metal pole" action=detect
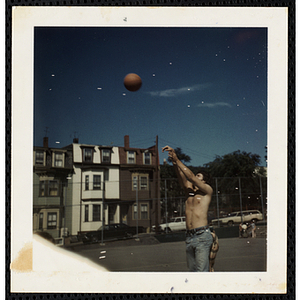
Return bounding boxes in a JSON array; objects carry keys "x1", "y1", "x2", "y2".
[
  {"x1": 239, "y1": 178, "x2": 243, "y2": 223},
  {"x1": 136, "y1": 177, "x2": 139, "y2": 240},
  {"x1": 63, "y1": 182, "x2": 66, "y2": 246},
  {"x1": 79, "y1": 170, "x2": 82, "y2": 234},
  {"x1": 215, "y1": 178, "x2": 220, "y2": 227},
  {"x1": 101, "y1": 180, "x2": 105, "y2": 245},
  {"x1": 180, "y1": 197, "x2": 182, "y2": 216},
  {"x1": 155, "y1": 135, "x2": 159, "y2": 234},
  {"x1": 165, "y1": 179, "x2": 168, "y2": 234},
  {"x1": 259, "y1": 176, "x2": 265, "y2": 220}
]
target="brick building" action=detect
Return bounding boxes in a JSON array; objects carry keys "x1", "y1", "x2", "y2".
[{"x1": 118, "y1": 135, "x2": 161, "y2": 230}]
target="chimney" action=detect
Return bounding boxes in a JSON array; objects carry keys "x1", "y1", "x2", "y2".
[
  {"x1": 73, "y1": 138, "x2": 79, "y2": 143},
  {"x1": 124, "y1": 135, "x2": 129, "y2": 148},
  {"x1": 43, "y1": 137, "x2": 49, "y2": 148}
]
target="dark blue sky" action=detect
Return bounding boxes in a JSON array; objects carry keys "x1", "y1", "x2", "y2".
[{"x1": 34, "y1": 27, "x2": 267, "y2": 167}]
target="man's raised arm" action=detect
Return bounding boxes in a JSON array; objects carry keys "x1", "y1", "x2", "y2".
[
  {"x1": 162, "y1": 145, "x2": 212, "y2": 195},
  {"x1": 173, "y1": 160, "x2": 193, "y2": 192}
]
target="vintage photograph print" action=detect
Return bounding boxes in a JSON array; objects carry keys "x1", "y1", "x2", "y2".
[{"x1": 11, "y1": 6, "x2": 288, "y2": 294}]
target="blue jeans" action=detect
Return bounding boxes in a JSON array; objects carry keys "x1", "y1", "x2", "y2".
[{"x1": 186, "y1": 228, "x2": 213, "y2": 272}]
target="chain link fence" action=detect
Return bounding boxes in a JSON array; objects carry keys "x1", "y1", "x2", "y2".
[
  {"x1": 160, "y1": 176, "x2": 267, "y2": 227},
  {"x1": 32, "y1": 176, "x2": 267, "y2": 242}
]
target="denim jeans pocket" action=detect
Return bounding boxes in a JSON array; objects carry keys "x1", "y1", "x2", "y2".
[{"x1": 204, "y1": 231, "x2": 213, "y2": 245}]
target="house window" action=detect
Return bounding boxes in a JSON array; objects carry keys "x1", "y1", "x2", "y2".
[
  {"x1": 132, "y1": 175, "x2": 138, "y2": 190},
  {"x1": 48, "y1": 180, "x2": 59, "y2": 196},
  {"x1": 39, "y1": 180, "x2": 60, "y2": 196},
  {"x1": 47, "y1": 212, "x2": 57, "y2": 229},
  {"x1": 127, "y1": 151, "x2": 135, "y2": 164},
  {"x1": 144, "y1": 152, "x2": 151, "y2": 165},
  {"x1": 85, "y1": 175, "x2": 89, "y2": 190},
  {"x1": 140, "y1": 176, "x2": 148, "y2": 190},
  {"x1": 102, "y1": 149, "x2": 111, "y2": 163},
  {"x1": 132, "y1": 174, "x2": 149, "y2": 191},
  {"x1": 133, "y1": 204, "x2": 138, "y2": 220},
  {"x1": 93, "y1": 175, "x2": 101, "y2": 190},
  {"x1": 39, "y1": 213, "x2": 43, "y2": 230},
  {"x1": 39, "y1": 181, "x2": 45, "y2": 196},
  {"x1": 93, "y1": 205, "x2": 101, "y2": 221},
  {"x1": 84, "y1": 205, "x2": 89, "y2": 222},
  {"x1": 83, "y1": 148, "x2": 93, "y2": 162},
  {"x1": 35, "y1": 151, "x2": 44, "y2": 165},
  {"x1": 141, "y1": 204, "x2": 148, "y2": 220},
  {"x1": 54, "y1": 152, "x2": 63, "y2": 167}
]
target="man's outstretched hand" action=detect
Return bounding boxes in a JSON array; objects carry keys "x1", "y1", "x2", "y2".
[
  {"x1": 162, "y1": 145, "x2": 177, "y2": 162},
  {"x1": 162, "y1": 145, "x2": 174, "y2": 153}
]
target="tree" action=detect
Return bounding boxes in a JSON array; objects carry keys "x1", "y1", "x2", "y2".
[
  {"x1": 160, "y1": 149, "x2": 267, "y2": 219},
  {"x1": 204, "y1": 150, "x2": 267, "y2": 213},
  {"x1": 204, "y1": 150, "x2": 264, "y2": 178}
]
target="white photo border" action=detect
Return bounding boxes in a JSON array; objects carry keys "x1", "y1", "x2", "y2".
[{"x1": 10, "y1": 6, "x2": 288, "y2": 294}]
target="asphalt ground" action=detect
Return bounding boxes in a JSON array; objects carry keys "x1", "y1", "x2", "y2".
[{"x1": 68, "y1": 229, "x2": 267, "y2": 272}]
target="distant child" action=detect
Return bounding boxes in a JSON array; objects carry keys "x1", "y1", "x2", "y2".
[{"x1": 250, "y1": 220, "x2": 256, "y2": 238}]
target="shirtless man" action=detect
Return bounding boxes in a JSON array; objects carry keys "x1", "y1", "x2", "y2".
[{"x1": 162, "y1": 146, "x2": 213, "y2": 272}]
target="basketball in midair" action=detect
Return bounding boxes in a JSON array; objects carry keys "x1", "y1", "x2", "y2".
[{"x1": 124, "y1": 73, "x2": 142, "y2": 92}]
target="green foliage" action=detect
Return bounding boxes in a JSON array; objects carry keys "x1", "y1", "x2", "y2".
[
  {"x1": 203, "y1": 150, "x2": 267, "y2": 213},
  {"x1": 160, "y1": 164, "x2": 185, "y2": 197},
  {"x1": 160, "y1": 149, "x2": 267, "y2": 219},
  {"x1": 160, "y1": 163, "x2": 176, "y2": 179},
  {"x1": 160, "y1": 147, "x2": 192, "y2": 204},
  {"x1": 204, "y1": 150, "x2": 264, "y2": 178}
]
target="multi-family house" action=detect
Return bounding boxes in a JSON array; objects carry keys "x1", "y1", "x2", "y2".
[
  {"x1": 33, "y1": 137, "x2": 73, "y2": 239},
  {"x1": 68, "y1": 139, "x2": 120, "y2": 236},
  {"x1": 33, "y1": 135, "x2": 161, "y2": 241},
  {"x1": 72, "y1": 135, "x2": 161, "y2": 234},
  {"x1": 119, "y1": 135, "x2": 161, "y2": 231}
]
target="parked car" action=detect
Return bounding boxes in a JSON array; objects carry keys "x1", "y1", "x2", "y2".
[
  {"x1": 81, "y1": 223, "x2": 144, "y2": 243},
  {"x1": 211, "y1": 210, "x2": 263, "y2": 226},
  {"x1": 152, "y1": 216, "x2": 186, "y2": 232}
]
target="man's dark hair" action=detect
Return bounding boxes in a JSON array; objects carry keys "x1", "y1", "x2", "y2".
[{"x1": 197, "y1": 168, "x2": 213, "y2": 188}]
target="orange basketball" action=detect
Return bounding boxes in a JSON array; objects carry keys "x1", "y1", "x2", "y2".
[{"x1": 124, "y1": 73, "x2": 142, "y2": 92}]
